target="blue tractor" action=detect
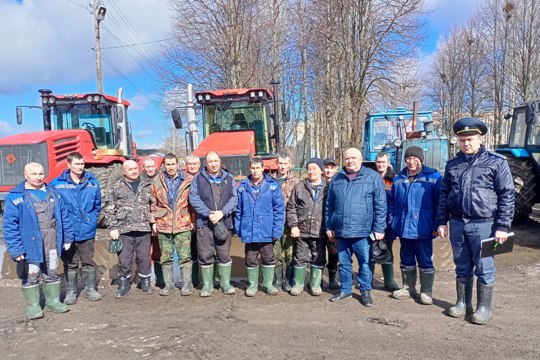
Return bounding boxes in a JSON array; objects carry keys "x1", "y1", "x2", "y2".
[
  {"x1": 496, "y1": 100, "x2": 540, "y2": 223},
  {"x1": 362, "y1": 105, "x2": 456, "y2": 173}
]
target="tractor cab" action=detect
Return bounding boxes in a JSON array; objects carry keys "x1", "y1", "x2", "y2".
[
  {"x1": 196, "y1": 88, "x2": 274, "y2": 156},
  {"x1": 17, "y1": 88, "x2": 133, "y2": 157}
]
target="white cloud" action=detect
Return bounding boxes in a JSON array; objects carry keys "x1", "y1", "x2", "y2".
[
  {"x1": 0, "y1": 120, "x2": 15, "y2": 136},
  {"x1": 0, "y1": 0, "x2": 171, "y2": 95},
  {"x1": 424, "y1": 0, "x2": 485, "y2": 32},
  {"x1": 129, "y1": 93, "x2": 151, "y2": 111}
]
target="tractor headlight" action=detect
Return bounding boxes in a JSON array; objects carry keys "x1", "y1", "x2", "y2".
[
  {"x1": 93, "y1": 95, "x2": 101, "y2": 102},
  {"x1": 394, "y1": 139, "x2": 402, "y2": 147},
  {"x1": 197, "y1": 95, "x2": 203, "y2": 101},
  {"x1": 250, "y1": 91, "x2": 256, "y2": 98},
  {"x1": 205, "y1": 94, "x2": 211, "y2": 101},
  {"x1": 42, "y1": 97, "x2": 49, "y2": 104},
  {"x1": 450, "y1": 136, "x2": 458, "y2": 145},
  {"x1": 48, "y1": 97, "x2": 55, "y2": 104},
  {"x1": 258, "y1": 91, "x2": 264, "y2": 98},
  {"x1": 87, "y1": 95, "x2": 93, "y2": 102}
]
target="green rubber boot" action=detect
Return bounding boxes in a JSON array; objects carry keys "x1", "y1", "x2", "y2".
[
  {"x1": 82, "y1": 266, "x2": 103, "y2": 301},
  {"x1": 381, "y1": 263, "x2": 400, "y2": 291},
  {"x1": 180, "y1": 264, "x2": 193, "y2": 296},
  {"x1": 290, "y1": 266, "x2": 306, "y2": 296},
  {"x1": 218, "y1": 262, "x2": 236, "y2": 295},
  {"x1": 43, "y1": 282, "x2": 69, "y2": 313},
  {"x1": 159, "y1": 264, "x2": 175, "y2": 296},
  {"x1": 22, "y1": 285, "x2": 44, "y2": 320},
  {"x1": 261, "y1": 265, "x2": 278, "y2": 295},
  {"x1": 310, "y1": 265, "x2": 323, "y2": 296},
  {"x1": 419, "y1": 269, "x2": 435, "y2": 305},
  {"x1": 245, "y1": 266, "x2": 259, "y2": 297},
  {"x1": 200, "y1": 265, "x2": 214, "y2": 297}
]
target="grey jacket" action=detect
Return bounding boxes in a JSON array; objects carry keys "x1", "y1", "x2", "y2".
[
  {"x1": 104, "y1": 177, "x2": 152, "y2": 234},
  {"x1": 286, "y1": 179, "x2": 327, "y2": 238}
]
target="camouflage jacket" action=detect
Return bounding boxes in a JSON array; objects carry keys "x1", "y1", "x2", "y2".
[
  {"x1": 272, "y1": 171, "x2": 300, "y2": 205},
  {"x1": 151, "y1": 172, "x2": 194, "y2": 234},
  {"x1": 104, "y1": 177, "x2": 152, "y2": 234}
]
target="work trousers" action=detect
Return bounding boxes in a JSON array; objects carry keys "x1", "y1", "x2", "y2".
[
  {"x1": 294, "y1": 237, "x2": 327, "y2": 267},
  {"x1": 245, "y1": 242, "x2": 276, "y2": 268},
  {"x1": 118, "y1": 231, "x2": 151, "y2": 278},
  {"x1": 197, "y1": 227, "x2": 232, "y2": 266},
  {"x1": 159, "y1": 231, "x2": 192, "y2": 268},
  {"x1": 61, "y1": 238, "x2": 96, "y2": 270}
]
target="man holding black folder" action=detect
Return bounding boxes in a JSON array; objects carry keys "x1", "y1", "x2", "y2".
[{"x1": 436, "y1": 118, "x2": 515, "y2": 325}]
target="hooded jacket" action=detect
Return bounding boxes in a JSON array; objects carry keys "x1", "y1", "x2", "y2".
[
  {"x1": 50, "y1": 169, "x2": 101, "y2": 241},
  {"x1": 151, "y1": 171, "x2": 194, "y2": 233}
]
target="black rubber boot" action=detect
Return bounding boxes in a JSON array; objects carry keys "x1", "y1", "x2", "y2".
[
  {"x1": 472, "y1": 283, "x2": 494, "y2": 325},
  {"x1": 419, "y1": 269, "x2": 435, "y2": 305},
  {"x1": 82, "y1": 266, "x2": 103, "y2": 301},
  {"x1": 273, "y1": 263, "x2": 283, "y2": 290},
  {"x1": 328, "y1": 270, "x2": 339, "y2": 290},
  {"x1": 283, "y1": 265, "x2": 294, "y2": 292},
  {"x1": 448, "y1": 277, "x2": 473, "y2": 317},
  {"x1": 115, "y1": 277, "x2": 131, "y2": 298},
  {"x1": 140, "y1": 276, "x2": 154, "y2": 294},
  {"x1": 63, "y1": 269, "x2": 78, "y2": 305},
  {"x1": 360, "y1": 290, "x2": 373, "y2": 307},
  {"x1": 392, "y1": 268, "x2": 417, "y2": 300},
  {"x1": 153, "y1": 262, "x2": 165, "y2": 289},
  {"x1": 381, "y1": 263, "x2": 400, "y2": 291}
]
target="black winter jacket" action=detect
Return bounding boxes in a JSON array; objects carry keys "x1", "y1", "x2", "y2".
[{"x1": 435, "y1": 145, "x2": 515, "y2": 231}]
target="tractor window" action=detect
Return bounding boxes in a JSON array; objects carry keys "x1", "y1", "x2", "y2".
[
  {"x1": 371, "y1": 118, "x2": 398, "y2": 150},
  {"x1": 528, "y1": 117, "x2": 540, "y2": 146},
  {"x1": 509, "y1": 109, "x2": 527, "y2": 147},
  {"x1": 52, "y1": 104, "x2": 114, "y2": 149},
  {"x1": 204, "y1": 102, "x2": 270, "y2": 155}
]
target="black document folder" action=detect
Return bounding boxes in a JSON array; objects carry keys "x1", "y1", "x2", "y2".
[{"x1": 481, "y1": 232, "x2": 515, "y2": 258}]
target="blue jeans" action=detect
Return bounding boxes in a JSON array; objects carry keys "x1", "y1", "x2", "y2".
[
  {"x1": 337, "y1": 237, "x2": 372, "y2": 292},
  {"x1": 449, "y1": 218, "x2": 496, "y2": 285},
  {"x1": 399, "y1": 238, "x2": 434, "y2": 271}
]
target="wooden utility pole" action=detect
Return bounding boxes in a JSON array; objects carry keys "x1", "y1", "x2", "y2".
[{"x1": 94, "y1": 0, "x2": 106, "y2": 93}]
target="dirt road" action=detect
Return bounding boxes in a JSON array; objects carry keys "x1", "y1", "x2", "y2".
[{"x1": 0, "y1": 208, "x2": 539, "y2": 359}]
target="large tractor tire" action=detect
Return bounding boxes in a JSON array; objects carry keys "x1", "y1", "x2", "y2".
[
  {"x1": 86, "y1": 163, "x2": 124, "y2": 228},
  {"x1": 507, "y1": 157, "x2": 537, "y2": 224}
]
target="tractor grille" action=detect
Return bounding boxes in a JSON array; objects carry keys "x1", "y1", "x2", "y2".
[
  {"x1": 200, "y1": 155, "x2": 251, "y2": 178},
  {"x1": 0, "y1": 143, "x2": 49, "y2": 186}
]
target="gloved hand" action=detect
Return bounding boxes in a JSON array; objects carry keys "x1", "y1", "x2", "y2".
[{"x1": 63, "y1": 243, "x2": 72, "y2": 251}]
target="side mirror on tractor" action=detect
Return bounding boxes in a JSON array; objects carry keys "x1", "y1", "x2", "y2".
[
  {"x1": 171, "y1": 109, "x2": 183, "y2": 129},
  {"x1": 16, "y1": 107, "x2": 23, "y2": 125}
]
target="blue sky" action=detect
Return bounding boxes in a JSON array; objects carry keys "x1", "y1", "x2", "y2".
[{"x1": 0, "y1": 0, "x2": 484, "y2": 149}]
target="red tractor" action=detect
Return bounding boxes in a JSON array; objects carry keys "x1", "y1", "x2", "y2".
[
  {"x1": 172, "y1": 82, "x2": 288, "y2": 177},
  {"x1": 0, "y1": 88, "x2": 160, "y2": 222}
]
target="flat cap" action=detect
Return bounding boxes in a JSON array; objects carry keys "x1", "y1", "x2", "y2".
[{"x1": 453, "y1": 117, "x2": 488, "y2": 135}]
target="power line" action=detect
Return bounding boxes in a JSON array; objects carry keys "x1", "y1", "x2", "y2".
[{"x1": 101, "y1": 38, "x2": 172, "y2": 49}]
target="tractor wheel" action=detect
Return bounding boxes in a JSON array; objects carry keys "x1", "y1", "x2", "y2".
[
  {"x1": 86, "y1": 163, "x2": 124, "y2": 228},
  {"x1": 507, "y1": 157, "x2": 536, "y2": 224}
]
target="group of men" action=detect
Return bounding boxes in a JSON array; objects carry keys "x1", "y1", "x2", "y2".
[{"x1": 2, "y1": 117, "x2": 514, "y2": 326}]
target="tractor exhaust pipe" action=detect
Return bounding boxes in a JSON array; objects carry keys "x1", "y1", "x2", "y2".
[{"x1": 412, "y1": 101, "x2": 418, "y2": 131}]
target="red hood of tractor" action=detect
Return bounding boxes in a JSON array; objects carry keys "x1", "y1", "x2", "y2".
[
  {"x1": 0, "y1": 130, "x2": 88, "y2": 145},
  {"x1": 193, "y1": 131, "x2": 256, "y2": 157}
]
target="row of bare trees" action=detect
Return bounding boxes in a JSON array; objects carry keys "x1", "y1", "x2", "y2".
[
  {"x1": 158, "y1": 0, "x2": 540, "y2": 160},
  {"x1": 427, "y1": 0, "x2": 540, "y2": 148}
]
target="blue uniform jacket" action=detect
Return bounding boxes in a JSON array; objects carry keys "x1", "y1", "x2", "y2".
[
  {"x1": 2, "y1": 182, "x2": 75, "y2": 262},
  {"x1": 50, "y1": 169, "x2": 101, "y2": 241},
  {"x1": 388, "y1": 165, "x2": 442, "y2": 241},
  {"x1": 435, "y1": 145, "x2": 515, "y2": 231},
  {"x1": 325, "y1": 166, "x2": 387, "y2": 238},
  {"x1": 234, "y1": 174, "x2": 285, "y2": 243}
]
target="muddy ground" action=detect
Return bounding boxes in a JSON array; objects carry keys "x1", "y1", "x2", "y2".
[{"x1": 0, "y1": 207, "x2": 539, "y2": 359}]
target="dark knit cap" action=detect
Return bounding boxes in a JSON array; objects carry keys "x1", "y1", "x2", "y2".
[
  {"x1": 323, "y1": 158, "x2": 337, "y2": 166},
  {"x1": 306, "y1": 157, "x2": 324, "y2": 171},
  {"x1": 404, "y1": 146, "x2": 424, "y2": 163}
]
